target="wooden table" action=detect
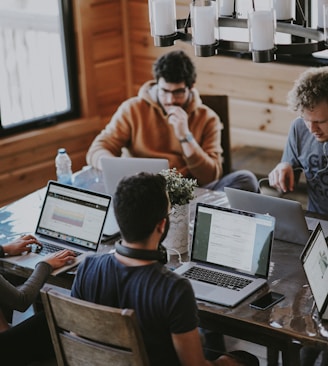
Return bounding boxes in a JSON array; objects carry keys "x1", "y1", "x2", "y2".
[{"x1": 1, "y1": 167, "x2": 328, "y2": 365}]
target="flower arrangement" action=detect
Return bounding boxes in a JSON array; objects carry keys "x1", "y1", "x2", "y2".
[{"x1": 159, "y1": 168, "x2": 198, "y2": 206}]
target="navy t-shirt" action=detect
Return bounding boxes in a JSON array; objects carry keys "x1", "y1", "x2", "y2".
[{"x1": 71, "y1": 253, "x2": 199, "y2": 366}]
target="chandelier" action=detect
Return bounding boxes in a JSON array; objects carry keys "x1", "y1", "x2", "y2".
[{"x1": 148, "y1": 0, "x2": 328, "y2": 63}]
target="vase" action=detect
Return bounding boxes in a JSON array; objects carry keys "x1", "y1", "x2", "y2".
[{"x1": 162, "y1": 204, "x2": 190, "y2": 255}]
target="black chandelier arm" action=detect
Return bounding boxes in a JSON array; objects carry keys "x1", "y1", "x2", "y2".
[
  {"x1": 176, "y1": 16, "x2": 325, "y2": 42},
  {"x1": 177, "y1": 18, "x2": 190, "y2": 29},
  {"x1": 153, "y1": 32, "x2": 192, "y2": 47},
  {"x1": 165, "y1": 33, "x2": 326, "y2": 57},
  {"x1": 275, "y1": 40, "x2": 326, "y2": 55},
  {"x1": 170, "y1": 9, "x2": 327, "y2": 59},
  {"x1": 277, "y1": 22, "x2": 324, "y2": 41},
  {"x1": 150, "y1": 1, "x2": 328, "y2": 63},
  {"x1": 215, "y1": 39, "x2": 327, "y2": 56}
]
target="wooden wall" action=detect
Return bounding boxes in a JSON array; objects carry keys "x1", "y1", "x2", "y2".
[{"x1": 0, "y1": 0, "x2": 311, "y2": 207}]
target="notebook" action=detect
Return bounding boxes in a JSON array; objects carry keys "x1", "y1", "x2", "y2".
[
  {"x1": 224, "y1": 187, "x2": 310, "y2": 245},
  {"x1": 101, "y1": 157, "x2": 169, "y2": 236},
  {"x1": 0, "y1": 181, "x2": 111, "y2": 276},
  {"x1": 300, "y1": 222, "x2": 328, "y2": 320},
  {"x1": 174, "y1": 203, "x2": 275, "y2": 307}
]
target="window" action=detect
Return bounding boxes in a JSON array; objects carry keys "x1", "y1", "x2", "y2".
[{"x1": 0, "y1": 0, "x2": 79, "y2": 136}]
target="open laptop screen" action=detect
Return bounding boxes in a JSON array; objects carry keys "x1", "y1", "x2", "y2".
[
  {"x1": 301, "y1": 223, "x2": 328, "y2": 316},
  {"x1": 36, "y1": 182, "x2": 110, "y2": 250},
  {"x1": 191, "y1": 204, "x2": 275, "y2": 278}
]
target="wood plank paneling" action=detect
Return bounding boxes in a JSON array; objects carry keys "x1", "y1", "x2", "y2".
[
  {"x1": 230, "y1": 99, "x2": 298, "y2": 135},
  {"x1": 93, "y1": 30, "x2": 124, "y2": 62},
  {"x1": 0, "y1": 117, "x2": 102, "y2": 206},
  {"x1": 95, "y1": 60, "x2": 126, "y2": 94},
  {"x1": 231, "y1": 127, "x2": 288, "y2": 150},
  {"x1": 88, "y1": 1, "x2": 122, "y2": 33},
  {"x1": 97, "y1": 88, "x2": 127, "y2": 123}
]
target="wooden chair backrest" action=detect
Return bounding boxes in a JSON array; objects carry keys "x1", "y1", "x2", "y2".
[
  {"x1": 41, "y1": 287, "x2": 150, "y2": 366},
  {"x1": 200, "y1": 95, "x2": 232, "y2": 176}
]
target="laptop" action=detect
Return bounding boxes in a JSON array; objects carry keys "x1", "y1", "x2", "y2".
[
  {"x1": 0, "y1": 181, "x2": 111, "y2": 276},
  {"x1": 101, "y1": 157, "x2": 169, "y2": 236},
  {"x1": 174, "y1": 203, "x2": 275, "y2": 307},
  {"x1": 224, "y1": 187, "x2": 310, "y2": 245},
  {"x1": 301, "y1": 222, "x2": 328, "y2": 320}
]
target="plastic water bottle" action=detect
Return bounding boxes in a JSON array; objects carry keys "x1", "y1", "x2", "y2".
[{"x1": 55, "y1": 148, "x2": 73, "y2": 185}]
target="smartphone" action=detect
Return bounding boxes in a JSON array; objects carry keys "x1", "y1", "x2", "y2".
[{"x1": 249, "y1": 291, "x2": 285, "y2": 310}]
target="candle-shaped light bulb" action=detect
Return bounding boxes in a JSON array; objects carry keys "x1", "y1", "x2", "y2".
[
  {"x1": 249, "y1": 9, "x2": 275, "y2": 51},
  {"x1": 324, "y1": 4, "x2": 328, "y2": 45},
  {"x1": 318, "y1": 0, "x2": 328, "y2": 29},
  {"x1": 220, "y1": 0, "x2": 235, "y2": 16},
  {"x1": 191, "y1": 0, "x2": 216, "y2": 45},
  {"x1": 273, "y1": 0, "x2": 294, "y2": 21},
  {"x1": 150, "y1": 0, "x2": 176, "y2": 36}
]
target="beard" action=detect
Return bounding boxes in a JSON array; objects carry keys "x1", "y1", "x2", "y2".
[{"x1": 159, "y1": 215, "x2": 170, "y2": 244}]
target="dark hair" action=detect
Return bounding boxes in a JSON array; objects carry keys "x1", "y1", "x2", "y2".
[
  {"x1": 152, "y1": 50, "x2": 197, "y2": 88},
  {"x1": 113, "y1": 172, "x2": 169, "y2": 242},
  {"x1": 287, "y1": 66, "x2": 328, "y2": 112}
]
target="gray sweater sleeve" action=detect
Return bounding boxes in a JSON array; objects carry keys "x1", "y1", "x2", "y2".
[{"x1": 0, "y1": 261, "x2": 52, "y2": 312}]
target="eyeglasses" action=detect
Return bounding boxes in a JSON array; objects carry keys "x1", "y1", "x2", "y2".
[{"x1": 158, "y1": 87, "x2": 188, "y2": 99}]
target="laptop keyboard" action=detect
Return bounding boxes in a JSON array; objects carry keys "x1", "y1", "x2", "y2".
[
  {"x1": 183, "y1": 266, "x2": 252, "y2": 291},
  {"x1": 39, "y1": 242, "x2": 82, "y2": 257}
]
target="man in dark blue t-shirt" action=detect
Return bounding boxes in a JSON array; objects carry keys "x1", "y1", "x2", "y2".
[{"x1": 71, "y1": 173, "x2": 258, "y2": 366}]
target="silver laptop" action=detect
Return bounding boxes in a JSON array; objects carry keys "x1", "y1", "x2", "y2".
[
  {"x1": 0, "y1": 181, "x2": 111, "y2": 276},
  {"x1": 225, "y1": 187, "x2": 310, "y2": 245},
  {"x1": 101, "y1": 157, "x2": 169, "y2": 236},
  {"x1": 175, "y1": 203, "x2": 275, "y2": 307},
  {"x1": 301, "y1": 222, "x2": 328, "y2": 320}
]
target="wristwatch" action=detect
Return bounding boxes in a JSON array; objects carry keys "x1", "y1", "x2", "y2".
[{"x1": 179, "y1": 133, "x2": 194, "y2": 143}]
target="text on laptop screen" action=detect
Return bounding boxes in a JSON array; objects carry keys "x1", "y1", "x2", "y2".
[
  {"x1": 302, "y1": 225, "x2": 328, "y2": 312},
  {"x1": 36, "y1": 184, "x2": 110, "y2": 250},
  {"x1": 191, "y1": 205, "x2": 275, "y2": 278}
]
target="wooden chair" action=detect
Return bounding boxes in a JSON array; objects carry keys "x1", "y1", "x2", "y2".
[
  {"x1": 200, "y1": 95, "x2": 232, "y2": 176},
  {"x1": 41, "y1": 286, "x2": 150, "y2": 366}
]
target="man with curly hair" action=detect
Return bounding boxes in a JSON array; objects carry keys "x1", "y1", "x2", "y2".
[
  {"x1": 86, "y1": 50, "x2": 258, "y2": 193},
  {"x1": 269, "y1": 67, "x2": 328, "y2": 214}
]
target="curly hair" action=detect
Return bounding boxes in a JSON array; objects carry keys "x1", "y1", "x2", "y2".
[
  {"x1": 152, "y1": 50, "x2": 197, "y2": 88},
  {"x1": 287, "y1": 66, "x2": 328, "y2": 112}
]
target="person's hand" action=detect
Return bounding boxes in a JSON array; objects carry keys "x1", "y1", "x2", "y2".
[
  {"x1": 43, "y1": 249, "x2": 76, "y2": 270},
  {"x1": 2, "y1": 235, "x2": 41, "y2": 256},
  {"x1": 215, "y1": 350, "x2": 260, "y2": 366},
  {"x1": 167, "y1": 106, "x2": 190, "y2": 140},
  {"x1": 214, "y1": 354, "x2": 245, "y2": 365},
  {"x1": 268, "y1": 162, "x2": 294, "y2": 193}
]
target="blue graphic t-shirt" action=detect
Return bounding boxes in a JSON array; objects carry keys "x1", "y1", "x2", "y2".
[{"x1": 282, "y1": 117, "x2": 328, "y2": 214}]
